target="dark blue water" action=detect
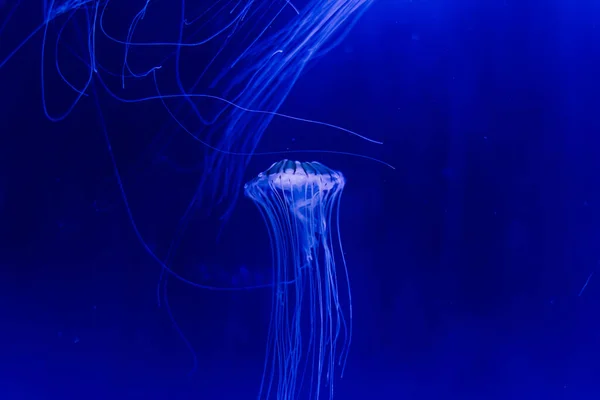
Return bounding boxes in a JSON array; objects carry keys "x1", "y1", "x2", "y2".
[{"x1": 1, "y1": 1, "x2": 600, "y2": 399}]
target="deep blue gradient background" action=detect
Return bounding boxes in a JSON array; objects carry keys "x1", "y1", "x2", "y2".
[{"x1": 1, "y1": 0, "x2": 600, "y2": 399}]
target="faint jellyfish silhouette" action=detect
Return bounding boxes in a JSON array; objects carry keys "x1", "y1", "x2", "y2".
[{"x1": 245, "y1": 159, "x2": 351, "y2": 400}]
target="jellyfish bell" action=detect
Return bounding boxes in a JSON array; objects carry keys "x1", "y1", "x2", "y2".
[
  {"x1": 246, "y1": 159, "x2": 345, "y2": 257},
  {"x1": 245, "y1": 159, "x2": 351, "y2": 400}
]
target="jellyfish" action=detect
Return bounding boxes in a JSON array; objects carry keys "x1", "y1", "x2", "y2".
[{"x1": 245, "y1": 159, "x2": 351, "y2": 400}]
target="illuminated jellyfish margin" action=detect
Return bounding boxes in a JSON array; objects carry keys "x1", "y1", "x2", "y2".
[{"x1": 245, "y1": 160, "x2": 350, "y2": 400}]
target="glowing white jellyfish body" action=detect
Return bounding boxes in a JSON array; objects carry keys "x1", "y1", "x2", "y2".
[{"x1": 245, "y1": 160, "x2": 351, "y2": 400}]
